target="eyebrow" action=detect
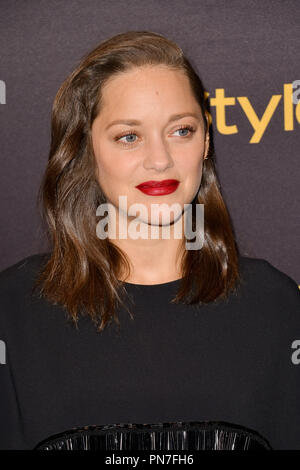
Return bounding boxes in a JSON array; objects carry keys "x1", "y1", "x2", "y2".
[{"x1": 105, "y1": 112, "x2": 201, "y2": 131}]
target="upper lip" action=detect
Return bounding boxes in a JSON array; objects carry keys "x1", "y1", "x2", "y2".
[{"x1": 136, "y1": 179, "x2": 179, "y2": 188}]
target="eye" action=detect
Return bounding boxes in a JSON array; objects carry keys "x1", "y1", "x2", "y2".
[
  {"x1": 173, "y1": 125, "x2": 196, "y2": 137},
  {"x1": 117, "y1": 133, "x2": 138, "y2": 145},
  {"x1": 114, "y1": 124, "x2": 196, "y2": 148}
]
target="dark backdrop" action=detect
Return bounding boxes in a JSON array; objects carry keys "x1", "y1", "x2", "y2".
[{"x1": 0, "y1": 0, "x2": 299, "y2": 284}]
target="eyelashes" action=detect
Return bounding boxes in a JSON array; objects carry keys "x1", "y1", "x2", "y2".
[{"x1": 114, "y1": 125, "x2": 197, "y2": 147}]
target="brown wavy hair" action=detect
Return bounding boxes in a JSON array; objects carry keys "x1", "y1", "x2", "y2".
[{"x1": 34, "y1": 30, "x2": 241, "y2": 332}]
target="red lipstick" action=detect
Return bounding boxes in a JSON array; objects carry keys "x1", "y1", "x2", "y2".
[{"x1": 135, "y1": 179, "x2": 180, "y2": 196}]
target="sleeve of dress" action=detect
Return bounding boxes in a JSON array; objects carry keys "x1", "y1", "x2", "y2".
[
  {"x1": 0, "y1": 287, "x2": 27, "y2": 449},
  {"x1": 263, "y1": 261, "x2": 300, "y2": 450}
]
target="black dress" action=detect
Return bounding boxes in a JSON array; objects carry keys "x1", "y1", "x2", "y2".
[{"x1": 0, "y1": 253, "x2": 299, "y2": 449}]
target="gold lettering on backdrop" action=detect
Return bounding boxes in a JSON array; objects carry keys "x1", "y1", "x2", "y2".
[
  {"x1": 284, "y1": 83, "x2": 294, "y2": 131},
  {"x1": 205, "y1": 83, "x2": 300, "y2": 143},
  {"x1": 238, "y1": 95, "x2": 282, "y2": 144},
  {"x1": 209, "y1": 89, "x2": 238, "y2": 135}
]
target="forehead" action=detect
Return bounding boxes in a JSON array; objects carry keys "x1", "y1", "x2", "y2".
[
  {"x1": 103, "y1": 64, "x2": 187, "y2": 87},
  {"x1": 98, "y1": 65, "x2": 201, "y2": 118}
]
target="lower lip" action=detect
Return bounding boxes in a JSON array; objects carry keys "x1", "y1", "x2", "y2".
[{"x1": 136, "y1": 182, "x2": 180, "y2": 196}]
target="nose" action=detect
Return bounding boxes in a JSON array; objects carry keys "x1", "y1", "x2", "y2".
[{"x1": 142, "y1": 134, "x2": 174, "y2": 172}]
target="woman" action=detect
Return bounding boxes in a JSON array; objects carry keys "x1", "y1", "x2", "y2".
[{"x1": 0, "y1": 31, "x2": 299, "y2": 451}]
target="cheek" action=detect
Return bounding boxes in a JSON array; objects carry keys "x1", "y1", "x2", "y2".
[
  {"x1": 93, "y1": 140, "x2": 117, "y2": 176},
  {"x1": 95, "y1": 150, "x2": 135, "y2": 186},
  {"x1": 175, "y1": 152, "x2": 203, "y2": 179}
]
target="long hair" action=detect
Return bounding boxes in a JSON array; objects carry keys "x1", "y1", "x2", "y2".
[{"x1": 34, "y1": 30, "x2": 241, "y2": 332}]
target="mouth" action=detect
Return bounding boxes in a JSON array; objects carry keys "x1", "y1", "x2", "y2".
[{"x1": 135, "y1": 179, "x2": 180, "y2": 196}]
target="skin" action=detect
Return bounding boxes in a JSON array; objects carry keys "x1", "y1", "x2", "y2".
[{"x1": 91, "y1": 65, "x2": 209, "y2": 284}]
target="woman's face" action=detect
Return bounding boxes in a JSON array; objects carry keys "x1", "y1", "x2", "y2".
[{"x1": 91, "y1": 65, "x2": 209, "y2": 227}]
